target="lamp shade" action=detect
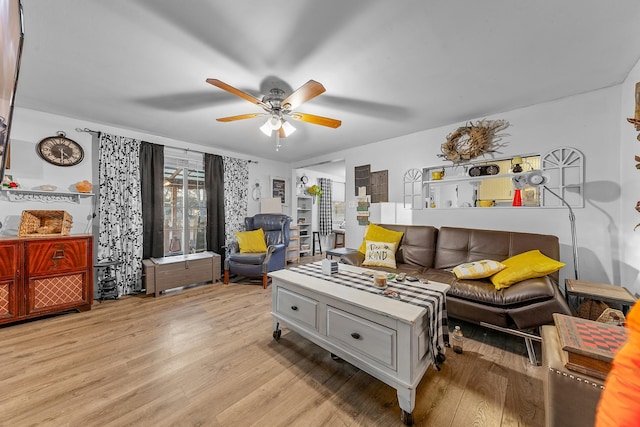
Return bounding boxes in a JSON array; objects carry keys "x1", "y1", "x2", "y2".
[
  {"x1": 267, "y1": 115, "x2": 282, "y2": 130},
  {"x1": 260, "y1": 120, "x2": 273, "y2": 136},
  {"x1": 525, "y1": 170, "x2": 549, "y2": 187},
  {"x1": 281, "y1": 120, "x2": 296, "y2": 137}
]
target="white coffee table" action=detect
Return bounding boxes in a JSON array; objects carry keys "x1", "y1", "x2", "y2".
[{"x1": 269, "y1": 264, "x2": 449, "y2": 425}]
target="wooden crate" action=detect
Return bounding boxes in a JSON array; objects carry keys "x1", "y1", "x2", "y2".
[{"x1": 19, "y1": 210, "x2": 73, "y2": 237}]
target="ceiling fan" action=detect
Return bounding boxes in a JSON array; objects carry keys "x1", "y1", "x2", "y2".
[{"x1": 206, "y1": 79, "x2": 342, "y2": 140}]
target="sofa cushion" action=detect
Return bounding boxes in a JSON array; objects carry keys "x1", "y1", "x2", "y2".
[
  {"x1": 236, "y1": 229, "x2": 267, "y2": 253},
  {"x1": 362, "y1": 241, "x2": 397, "y2": 269},
  {"x1": 373, "y1": 224, "x2": 438, "y2": 268},
  {"x1": 453, "y1": 260, "x2": 506, "y2": 279},
  {"x1": 434, "y1": 226, "x2": 561, "y2": 282},
  {"x1": 423, "y1": 268, "x2": 559, "y2": 307},
  {"x1": 490, "y1": 250, "x2": 565, "y2": 290},
  {"x1": 358, "y1": 223, "x2": 404, "y2": 254}
]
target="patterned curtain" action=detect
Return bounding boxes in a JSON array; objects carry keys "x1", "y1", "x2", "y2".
[
  {"x1": 223, "y1": 156, "x2": 248, "y2": 244},
  {"x1": 318, "y1": 178, "x2": 333, "y2": 235},
  {"x1": 98, "y1": 132, "x2": 143, "y2": 296}
]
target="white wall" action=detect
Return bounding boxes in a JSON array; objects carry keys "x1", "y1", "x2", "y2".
[
  {"x1": 619, "y1": 57, "x2": 640, "y2": 296},
  {"x1": 297, "y1": 86, "x2": 624, "y2": 290},
  {"x1": 0, "y1": 107, "x2": 289, "y2": 236}
]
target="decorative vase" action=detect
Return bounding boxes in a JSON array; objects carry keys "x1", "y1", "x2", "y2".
[
  {"x1": 75, "y1": 180, "x2": 93, "y2": 193},
  {"x1": 512, "y1": 189, "x2": 522, "y2": 206}
]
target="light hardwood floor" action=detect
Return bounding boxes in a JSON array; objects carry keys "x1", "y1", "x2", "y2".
[{"x1": 0, "y1": 259, "x2": 544, "y2": 427}]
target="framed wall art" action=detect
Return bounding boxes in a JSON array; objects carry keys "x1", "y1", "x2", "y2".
[{"x1": 270, "y1": 176, "x2": 288, "y2": 205}]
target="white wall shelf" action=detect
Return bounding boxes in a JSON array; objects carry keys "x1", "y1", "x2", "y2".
[{"x1": 1, "y1": 188, "x2": 95, "y2": 204}]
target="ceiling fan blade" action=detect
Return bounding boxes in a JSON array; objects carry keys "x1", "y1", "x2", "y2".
[
  {"x1": 206, "y1": 79, "x2": 269, "y2": 109},
  {"x1": 216, "y1": 113, "x2": 266, "y2": 122},
  {"x1": 281, "y1": 80, "x2": 326, "y2": 110},
  {"x1": 278, "y1": 127, "x2": 286, "y2": 138},
  {"x1": 290, "y1": 112, "x2": 341, "y2": 128}
]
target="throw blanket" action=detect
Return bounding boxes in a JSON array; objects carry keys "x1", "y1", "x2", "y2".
[{"x1": 290, "y1": 263, "x2": 449, "y2": 369}]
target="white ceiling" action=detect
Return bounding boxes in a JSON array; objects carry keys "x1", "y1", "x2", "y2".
[{"x1": 15, "y1": 0, "x2": 640, "y2": 163}]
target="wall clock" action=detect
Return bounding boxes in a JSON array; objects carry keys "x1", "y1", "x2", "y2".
[{"x1": 37, "y1": 132, "x2": 84, "y2": 166}]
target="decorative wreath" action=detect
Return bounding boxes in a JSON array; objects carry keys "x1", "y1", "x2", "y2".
[{"x1": 439, "y1": 119, "x2": 510, "y2": 163}]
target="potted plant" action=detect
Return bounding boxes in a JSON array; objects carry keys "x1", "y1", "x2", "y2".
[{"x1": 307, "y1": 184, "x2": 323, "y2": 203}]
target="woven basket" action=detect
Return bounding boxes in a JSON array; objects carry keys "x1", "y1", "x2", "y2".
[
  {"x1": 19, "y1": 210, "x2": 73, "y2": 237},
  {"x1": 577, "y1": 299, "x2": 609, "y2": 320},
  {"x1": 596, "y1": 308, "x2": 626, "y2": 326}
]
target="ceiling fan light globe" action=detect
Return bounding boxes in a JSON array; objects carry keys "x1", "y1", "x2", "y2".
[
  {"x1": 260, "y1": 121, "x2": 272, "y2": 136},
  {"x1": 268, "y1": 116, "x2": 282, "y2": 130},
  {"x1": 281, "y1": 121, "x2": 296, "y2": 137}
]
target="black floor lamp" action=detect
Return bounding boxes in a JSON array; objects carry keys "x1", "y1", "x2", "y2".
[{"x1": 521, "y1": 170, "x2": 579, "y2": 281}]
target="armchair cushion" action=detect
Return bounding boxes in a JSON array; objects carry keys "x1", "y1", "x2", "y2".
[{"x1": 236, "y1": 228, "x2": 268, "y2": 253}]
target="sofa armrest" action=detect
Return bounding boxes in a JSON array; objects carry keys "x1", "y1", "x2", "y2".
[{"x1": 340, "y1": 251, "x2": 364, "y2": 266}]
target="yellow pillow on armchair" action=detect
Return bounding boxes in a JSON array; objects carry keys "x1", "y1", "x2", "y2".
[{"x1": 236, "y1": 228, "x2": 268, "y2": 253}]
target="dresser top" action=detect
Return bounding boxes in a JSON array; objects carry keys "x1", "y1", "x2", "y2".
[{"x1": 0, "y1": 234, "x2": 93, "y2": 242}]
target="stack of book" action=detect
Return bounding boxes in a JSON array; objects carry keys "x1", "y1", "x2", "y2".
[{"x1": 553, "y1": 313, "x2": 629, "y2": 380}]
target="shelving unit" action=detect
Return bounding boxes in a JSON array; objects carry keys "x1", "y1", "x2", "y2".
[
  {"x1": 422, "y1": 154, "x2": 541, "y2": 209},
  {"x1": 287, "y1": 225, "x2": 300, "y2": 264},
  {"x1": 297, "y1": 196, "x2": 312, "y2": 257}
]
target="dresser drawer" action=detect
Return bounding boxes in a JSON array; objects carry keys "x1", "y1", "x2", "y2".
[
  {"x1": 276, "y1": 287, "x2": 318, "y2": 331},
  {"x1": 0, "y1": 244, "x2": 18, "y2": 279},
  {"x1": 327, "y1": 306, "x2": 397, "y2": 370},
  {"x1": 26, "y1": 239, "x2": 89, "y2": 275}
]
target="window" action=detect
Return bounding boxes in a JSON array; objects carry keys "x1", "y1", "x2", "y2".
[{"x1": 163, "y1": 149, "x2": 207, "y2": 256}]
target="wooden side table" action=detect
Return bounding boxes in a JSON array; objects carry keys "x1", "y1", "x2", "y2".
[{"x1": 565, "y1": 279, "x2": 637, "y2": 315}]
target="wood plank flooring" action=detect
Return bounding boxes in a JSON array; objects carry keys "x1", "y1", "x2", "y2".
[{"x1": 0, "y1": 260, "x2": 544, "y2": 427}]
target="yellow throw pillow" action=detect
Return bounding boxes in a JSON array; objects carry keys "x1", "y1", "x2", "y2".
[
  {"x1": 358, "y1": 223, "x2": 404, "y2": 254},
  {"x1": 490, "y1": 250, "x2": 565, "y2": 290},
  {"x1": 362, "y1": 241, "x2": 397, "y2": 269},
  {"x1": 236, "y1": 228, "x2": 268, "y2": 253},
  {"x1": 453, "y1": 260, "x2": 506, "y2": 279}
]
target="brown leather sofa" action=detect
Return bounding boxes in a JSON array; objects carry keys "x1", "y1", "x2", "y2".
[{"x1": 341, "y1": 225, "x2": 572, "y2": 363}]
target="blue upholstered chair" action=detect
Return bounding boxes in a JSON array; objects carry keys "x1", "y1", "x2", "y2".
[{"x1": 223, "y1": 214, "x2": 291, "y2": 288}]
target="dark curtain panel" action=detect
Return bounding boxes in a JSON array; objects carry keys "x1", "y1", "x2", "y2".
[
  {"x1": 205, "y1": 154, "x2": 225, "y2": 258},
  {"x1": 139, "y1": 141, "x2": 164, "y2": 259}
]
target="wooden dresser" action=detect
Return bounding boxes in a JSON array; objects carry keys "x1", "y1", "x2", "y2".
[{"x1": 0, "y1": 234, "x2": 93, "y2": 326}]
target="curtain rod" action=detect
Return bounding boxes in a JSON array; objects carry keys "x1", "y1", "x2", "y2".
[{"x1": 75, "y1": 127, "x2": 258, "y2": 163}]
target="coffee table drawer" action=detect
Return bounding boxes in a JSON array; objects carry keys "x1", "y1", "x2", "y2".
[
  {"x1": 276, "y1": 288, "x2": 318, "y2": 330},
  {"x1": 326, "y1": 306, "x2": 396, "y2": 370}
]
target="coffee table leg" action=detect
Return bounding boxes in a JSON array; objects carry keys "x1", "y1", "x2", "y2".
[
  {"x1": 272, "y1": 321, "x2": 281, "y2": 341},
  {"x1": 397, "y1": 388, "x2": 415, "y2": 426}
]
